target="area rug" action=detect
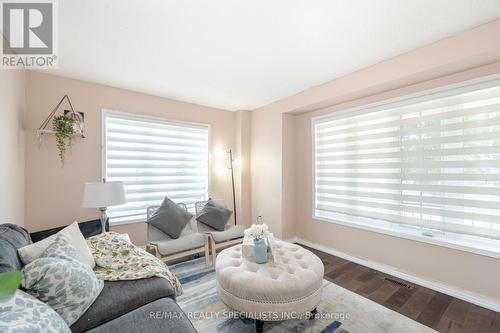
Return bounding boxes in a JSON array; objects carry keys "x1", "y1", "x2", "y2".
[{"x1": 170, "y1": 258, "x2": 436, "y2": 333}]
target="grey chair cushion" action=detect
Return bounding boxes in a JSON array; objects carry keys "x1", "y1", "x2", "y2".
[
  {"x1": 150, "y1": 233, "x2": 206, "y2": 256},
  {"x1": 148, "y1": 223, "x2": 192, "y2": 244},
  {"x1": 0, "y1": 224, "x2": 31, "y2": 273},
  {"x1": 147, "y1": 198, "x2": 193, "y2": 239},
  {"x1": 86, "y1": 298, "x2": 196, "y2": 333},
  {"x1": 196, "y1": 200, "x2": 232, "y2": 231},
  {"x1": 71, "y1": 277, "x2": 175, "y2": 333},
  {"x1": 207, "y1": 225, "x2": 245, "y2": 243}
]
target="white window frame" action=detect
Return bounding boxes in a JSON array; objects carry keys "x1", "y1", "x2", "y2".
[
  {"x1": 312, "y1": 74, "x2": 500, "y2": 259},
  {"x1": 102, "y1": 109, "x2": 211, "y2": 226}
]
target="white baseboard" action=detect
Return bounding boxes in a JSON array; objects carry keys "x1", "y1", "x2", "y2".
[{"x1": 294, "y1": 237, "x2": 500, "y2": 313}]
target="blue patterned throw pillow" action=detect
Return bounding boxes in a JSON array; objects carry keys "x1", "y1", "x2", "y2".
[
  {"x1": 21, "y1": 235, "x2": 104, "y2": 326},
  {"x1": 0, "y1": 289, "x2": 70, "y2": 333}
]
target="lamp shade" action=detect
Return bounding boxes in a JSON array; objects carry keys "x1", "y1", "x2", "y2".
[{"x1": 82, "y1": 181, "x2": 126, "y2": 208}]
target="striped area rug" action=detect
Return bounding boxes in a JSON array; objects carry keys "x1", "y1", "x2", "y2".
[{"x1": 170, "y1": 258, "x2": 436, "y2": 333}]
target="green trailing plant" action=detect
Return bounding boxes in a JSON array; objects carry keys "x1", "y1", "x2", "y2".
[
  {"x1": 53, "y1": 114, "x2": 75, "y2": 165},
  {"x1": 0, "y1": 271, "x2": 22, "y2": 301}
]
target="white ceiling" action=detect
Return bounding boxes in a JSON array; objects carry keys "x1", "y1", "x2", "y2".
[{"x1": 48, "y1": 0, "x2": 500, "y2": 111}]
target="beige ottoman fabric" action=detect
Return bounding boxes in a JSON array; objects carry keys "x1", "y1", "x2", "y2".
[{"x1": 216, "y1": 241, "x2": 324, "y2": 321}]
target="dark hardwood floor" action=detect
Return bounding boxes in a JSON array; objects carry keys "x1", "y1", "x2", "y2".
[{"x1": 303, "y1": 245, "x2": 500, "y2": 333}]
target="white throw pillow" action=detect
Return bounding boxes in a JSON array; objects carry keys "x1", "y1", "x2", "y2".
[{"x1": 18, "y1": 221, "x2": 95, "y2": 268}]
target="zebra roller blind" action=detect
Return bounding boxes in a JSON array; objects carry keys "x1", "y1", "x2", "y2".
[
  {"x1": 313, "y1": 82, "x2": 500, "y2": 243},
  {"x1": 104, "y1": 111, "x2": 209, "y2": 223}
]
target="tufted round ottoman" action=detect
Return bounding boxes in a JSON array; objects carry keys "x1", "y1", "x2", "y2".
[{"x1": 216, "y1": 240, "x2": 324, "y2": 330}]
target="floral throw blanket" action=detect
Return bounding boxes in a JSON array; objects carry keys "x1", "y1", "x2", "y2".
[{"x1": 86, "y1": 232, "x2": 182, "y2": 296}]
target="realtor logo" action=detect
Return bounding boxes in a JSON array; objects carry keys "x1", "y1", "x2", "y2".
[{"x1": 1, "y1": 0, "x2": 58, "y2": 68}]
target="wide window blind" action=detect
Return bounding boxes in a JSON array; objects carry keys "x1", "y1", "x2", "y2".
[
  {"x1": 314, "y1": 83, "x2": 500, "y2": 244},
  {"x1": 104, "y1": 111, "x2": 209, "y2": 223}
]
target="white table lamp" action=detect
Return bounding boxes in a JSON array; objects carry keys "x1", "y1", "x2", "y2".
[{"x1": 82, "y1": 180, "x2": 126, "y2": 233}]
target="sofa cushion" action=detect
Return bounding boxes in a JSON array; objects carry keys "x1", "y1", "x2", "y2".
[
  {"x1": 86, "y1": 297, "x2": 196, "y2": 333},
  {"x1": 0, "y1": 224, "x2": 31, "y2": 273},
  {"x1": 70, "y1": 277, "x2": 176, "y2": 333}
]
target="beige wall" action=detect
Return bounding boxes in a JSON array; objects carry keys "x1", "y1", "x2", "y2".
[
  {"x1": 250, "y1": 107, "x2": 283, "y2": 237},
  {"x1": 234, "y1": 110, "x2": 252, "y2": 226},
  {"x1": 0, "y1": 69, "x2": 25, "y2": 227},
  {"x1": 281, "y1": 113, "x2": 295, "y2": 240},
  {"x1": 252, "y1": 19, "x2": 500, "y2": 304},
  {"x1": 24, "y1": 71, "x2": 241, "y2": 245}
]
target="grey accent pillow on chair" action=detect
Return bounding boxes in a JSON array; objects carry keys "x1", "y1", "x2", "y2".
[
  {"x1": 147, "y1": 197, "x2": 193, "y2": 239},
  {"x1": 196, "y1": 200, "x2": 233, "y2": 231}
]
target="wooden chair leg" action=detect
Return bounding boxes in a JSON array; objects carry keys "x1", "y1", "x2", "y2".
[
  {"x1": 210, "y1": 236, "x2": 217, "y2": 266},
  {"x1": 147, "y1": 244, "x2": 161, "y2": 259},
  {"x1": 204, "y1": 238, "x2": 210, "y2": 267}
]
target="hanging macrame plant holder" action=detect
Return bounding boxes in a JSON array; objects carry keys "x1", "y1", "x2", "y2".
[{"x1": 37, "y1": 95, "x2": 85, "y2": 165}]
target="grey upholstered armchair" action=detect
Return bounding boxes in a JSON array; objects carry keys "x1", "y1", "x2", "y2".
[
  {"x1": 194, "y1": 199, "x2": 245, "y2": 265},
  {"x1": 145, "y1": 203, "x2": 210, "y2": 267}
]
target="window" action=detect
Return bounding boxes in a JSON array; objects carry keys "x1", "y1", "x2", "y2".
[
  {"x1": 313, "y1": 79, "x2": 500, "y2": 256},
  {"x1": 103, "y1": 110, "x2": 209, "y2": 224}
]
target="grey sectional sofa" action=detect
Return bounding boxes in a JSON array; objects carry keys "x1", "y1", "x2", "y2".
[{"x1": 0, "y1": 222, "x2": 197, "y2": 333}]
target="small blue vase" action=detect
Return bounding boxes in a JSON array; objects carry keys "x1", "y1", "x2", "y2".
[{"x1": 254, "y1": 238, "x2": 268, "y2": 264}]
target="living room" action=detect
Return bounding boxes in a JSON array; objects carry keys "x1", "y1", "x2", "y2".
[{"x1": 1, "y1": 1, "x2": 499, "y2": 332}]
